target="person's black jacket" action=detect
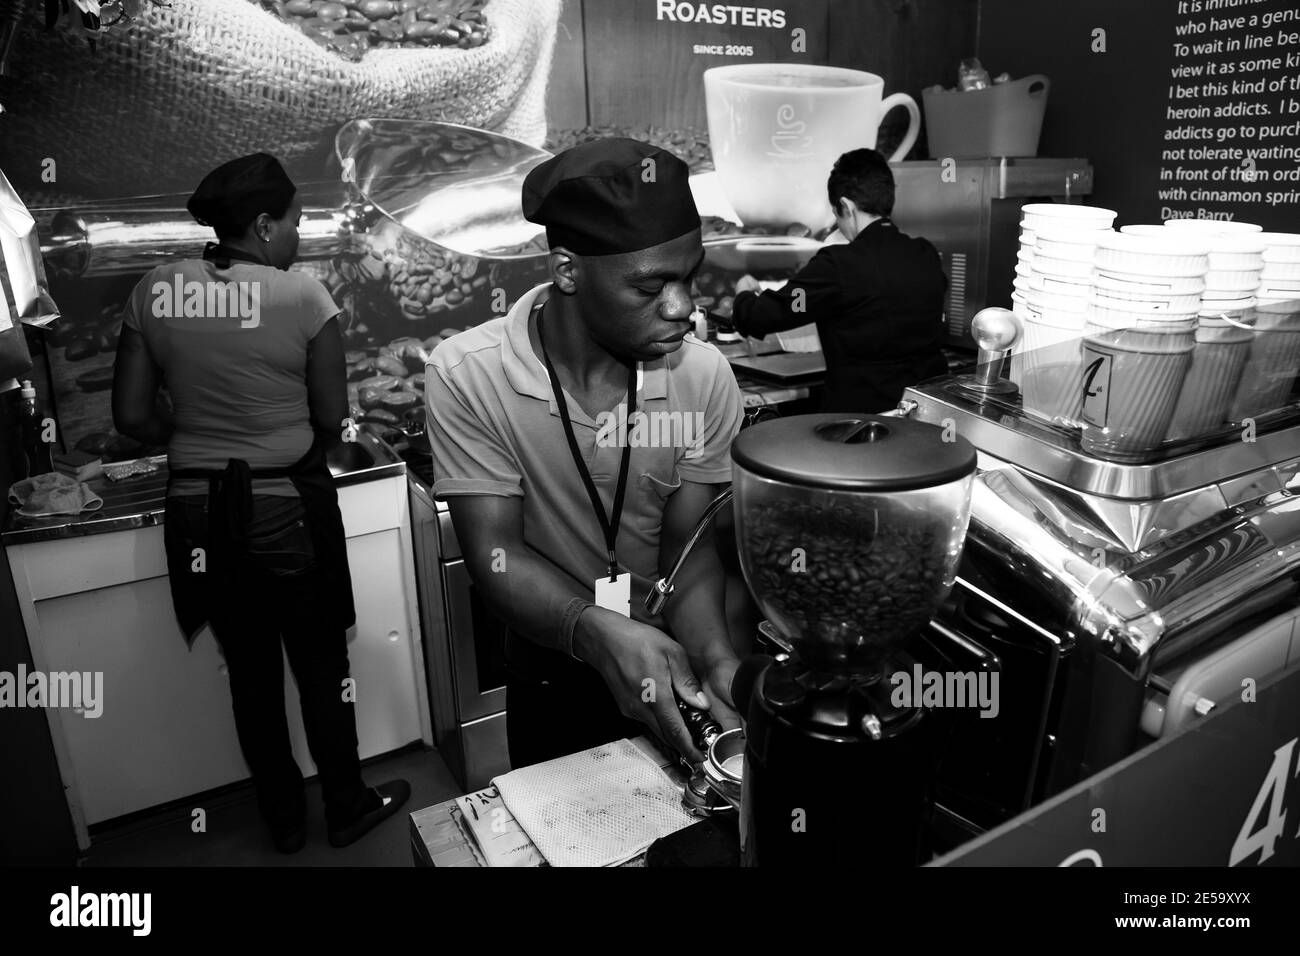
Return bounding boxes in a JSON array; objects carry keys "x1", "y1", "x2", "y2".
[{"x1": 731, "y1": 218, "x2": 949, "y2": 413}]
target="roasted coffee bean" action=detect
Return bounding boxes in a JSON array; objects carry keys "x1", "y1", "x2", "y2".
[
  {"x1": 259, "y1": 0, "x2": 490, "y2": 56},
  {"x1": 357, "y1": 374, "x2": 403, "y2": 392},
  {"x1": 373, "y1": 354, "x2": 408, "y2": 378},
  {"x1": 379, "y1": 389, "x2": 421, "y2": 412},
  {"x1": 65, "y1": 336, "x2": 99, "y2": 361},
  {"x1": 405, "y1": 20, "x2": 439, "y2": 38},
  {"x1": 76, "y1": 367, "x2": 115, "y2": 392},
  {"x1": 348, "y1": 358, "x2": 378, "y2": 381},
  {"x1": 742, "y1": 500, "x2": 952, "y2": 665}
]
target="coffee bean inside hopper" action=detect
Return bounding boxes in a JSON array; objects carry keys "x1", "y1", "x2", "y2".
[{"x1": 744, "y1": 501, "x2": 949, "y2": 667}]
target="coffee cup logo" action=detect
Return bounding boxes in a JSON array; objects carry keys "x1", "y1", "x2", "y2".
[{"x1": 767, "y1": 103, "x2": 811, "y2": 158}]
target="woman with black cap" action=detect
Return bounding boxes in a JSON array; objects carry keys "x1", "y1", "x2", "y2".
[{"x1": 111, "y1": 153, "x2": 409, "y2": 854}]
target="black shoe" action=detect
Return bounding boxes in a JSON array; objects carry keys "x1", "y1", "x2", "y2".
[
  {"x1": 327, "y1": 780, "x2": 411, "y2": 849},
  {"x1": 271, "y1": 822, "x2": 307, "y2": 854}
]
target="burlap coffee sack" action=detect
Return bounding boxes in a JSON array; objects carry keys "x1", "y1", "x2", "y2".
[{"x1": 0, "y1": 0, "x2": 559, "y2": 197}]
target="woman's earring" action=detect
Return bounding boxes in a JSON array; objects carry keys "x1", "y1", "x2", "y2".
[{"x1": 261, "y1": 234, "x2": 270, "y2": 243}]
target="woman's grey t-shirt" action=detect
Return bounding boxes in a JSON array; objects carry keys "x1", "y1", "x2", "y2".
[{"x1": 123, "y1": 260, "x2": 339, "y2": 497}]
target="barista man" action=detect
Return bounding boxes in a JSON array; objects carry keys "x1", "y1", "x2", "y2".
[
  {"x1": 729, "y1": 148, "x2": 949, "y2": 413},
  {"x1": 426, "y1": 139, "x2": 746, "y2": 768}
]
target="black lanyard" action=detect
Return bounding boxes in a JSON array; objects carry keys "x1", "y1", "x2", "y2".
[{"x1": 536, "y1": 306, "x2": 636, "y2": 581}]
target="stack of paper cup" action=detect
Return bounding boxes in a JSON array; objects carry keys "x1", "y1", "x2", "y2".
[
  {"x1": 1228, "y1": 232, "x2": 1300, "y2": 420},
  {"x1": 1165, "y1": 311, "x2": 1255, "y2": 441},
  {"x1": 1080, "y1": 313, "x2": 1197, "y2": 458},
  {"x1": 1013, "y1": 203, "x2": 1115, "y2": 314},
  {"x1": 1199, "y1": 232, "x2": 1265, "y2": 319},
  {"x1": 1011, "y1": 204, "x2": 1115, "y2": 423},
  {"x1": 1079, "y1": 233, "x2": 1209, "y2": 456},
  {"x1": 1017, "y1": 292, "x2": 1091, "y2": 424}
]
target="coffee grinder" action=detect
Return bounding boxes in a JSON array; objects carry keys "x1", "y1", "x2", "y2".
[{"x1": 727, "y1": 414, "x2": 977, "y2": 866}]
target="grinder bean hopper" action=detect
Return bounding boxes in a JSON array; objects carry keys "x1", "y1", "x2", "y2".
[{"x1": 727, "y1": 414, "x2": 977, "y2": 866}]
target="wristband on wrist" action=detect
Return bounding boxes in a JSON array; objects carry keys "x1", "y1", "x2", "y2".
[{"x1": 560, "y1": 597, "x2": 594, "y2": 662}]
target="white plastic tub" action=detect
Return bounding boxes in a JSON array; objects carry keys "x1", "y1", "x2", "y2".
[
  {"x1": 1021, "y1": 202, "x2": 1116, "y2": 231},
  {"x1": 1095, "y1": 270, "x2": 1205, "y2": 295},
  {"x1": 1034, "y1": 229, "x2": 1104, "y2": 262},
  {"x1": 1164, "y1": 219, "x2": 1262, "y2": 235},
  {"x1": 1261, "y1": 261, "x2": 1300, "y2": 282},
  {"x1": 1094, "y1": 232, "x2": 1210, "y2": 277},
  {"x1": 1203, "y1": 268, "x2": 1265, "y2": 292},
  {"x1": 1033, "y1": 254, "x2": 1095, "y2": 279},
  {"x1": 1091, "y1": 286, "x2": 1202, "y2": 314},
  {"x1": 1259, "y1": 233, "x2": 1300, "y2": 263}
]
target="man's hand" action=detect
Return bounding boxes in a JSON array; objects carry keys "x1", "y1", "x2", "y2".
[
  {"x1": 575, "y1": 607, "x2": 712, "y2": 762},
  {"x1": 702, "y1": 657, "x2": 743, "y2": 731}
]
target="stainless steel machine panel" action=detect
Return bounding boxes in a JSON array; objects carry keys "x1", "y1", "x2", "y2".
[{"x1": 891, "y1": 158, "x2": 1093, "y2": 346}]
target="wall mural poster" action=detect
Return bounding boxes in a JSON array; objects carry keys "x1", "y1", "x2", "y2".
[
  {"x1": 0, "y1": 0, "x2": 568, "y2": 460},
  {"x1": 0, "y1": 0, "x2": 911, "y2": 461}
]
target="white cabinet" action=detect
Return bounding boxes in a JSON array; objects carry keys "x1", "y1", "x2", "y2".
[
  {"x1": 5, "y1": 473, "x2": 431, "y2": 849},
  {"x1": 283, "y1": 528, "x2": 427, "y2": 776}
]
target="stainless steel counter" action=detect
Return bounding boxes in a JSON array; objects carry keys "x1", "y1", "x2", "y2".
[{"x1": 1, "y1": 428, "x2": 405, "y2": 546}]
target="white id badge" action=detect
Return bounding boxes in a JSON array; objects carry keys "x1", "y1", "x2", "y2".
[{"x1": 595, "y1": 572, "x2": 631, "y2": 618}]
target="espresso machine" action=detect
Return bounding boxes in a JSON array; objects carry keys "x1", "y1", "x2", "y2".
[
  {"x1": 716, "y1": 414, "x2": 976, "y2": 865},
  {"x1": 895, "y1": 308, "x2": 1300, "y2": 847}
]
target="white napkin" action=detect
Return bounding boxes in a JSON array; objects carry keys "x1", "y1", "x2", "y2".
[{"x1": 492, "y1": 739, "x2": 695, "y2": 867}]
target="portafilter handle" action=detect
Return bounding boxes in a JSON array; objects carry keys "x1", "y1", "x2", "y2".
[{"x1": 677, "y1": 696, "x2": 723, "y2": 754}]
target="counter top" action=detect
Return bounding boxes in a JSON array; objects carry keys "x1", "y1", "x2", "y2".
[{"x1": 1, "y1": 428, "x2": 405, "y2": 546}]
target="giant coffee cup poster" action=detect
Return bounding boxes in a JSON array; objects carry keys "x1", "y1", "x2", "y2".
[{"x1": 0, "y1": 0, "x2": 928, "y2": 459}]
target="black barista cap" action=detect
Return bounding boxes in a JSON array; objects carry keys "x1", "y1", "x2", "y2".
[
  {"x1": 187, "y1": 153, "x2": 296, "y2": 236},
  {"x1": 731, "y1": 414, "x2": 977, "y2": 492},
  {"x1": 522, "y1": 137, "x2": 701, "y2": 256}
]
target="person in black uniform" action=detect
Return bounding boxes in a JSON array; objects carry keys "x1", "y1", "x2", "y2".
[{"x1": 728, "y1": 148, "x2": 949, "y2": 413}]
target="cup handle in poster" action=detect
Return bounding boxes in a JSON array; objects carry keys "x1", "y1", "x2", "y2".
[{"x1": 880, "y1": 92, "x2": 921, "y2": 162}]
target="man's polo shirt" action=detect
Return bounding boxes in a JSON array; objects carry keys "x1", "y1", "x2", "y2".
[{"x1": 425, "y1": 282, "x2": 744, "y2": 634}]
